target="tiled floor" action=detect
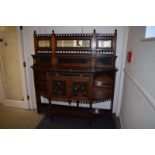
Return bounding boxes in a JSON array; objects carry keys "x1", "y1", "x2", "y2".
[{"x1": 0, "y1": 103, "x2": 44, "y2": 129}]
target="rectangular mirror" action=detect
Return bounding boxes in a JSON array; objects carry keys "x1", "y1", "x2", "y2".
[
  {"x1": 57, "y1": 40, "x2": 90, "y2": 48},
  {"x1": 98, "y1": 40, "x2": 112, "y2": 48},
  {"x1": 38, "y1": 40, "x2": 51, "y2": 48}
]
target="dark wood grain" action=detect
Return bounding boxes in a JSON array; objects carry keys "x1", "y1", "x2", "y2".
[{"x1": 32, "y1": 29, "x2": 117, "y2": 119}]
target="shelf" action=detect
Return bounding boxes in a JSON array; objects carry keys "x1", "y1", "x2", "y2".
[
  {"x1": 93, "y1": 87, "x2": 113, "y2": 100},
  {"x1": 32, "y1": 53, "x2": 116, "y2": 58},
  {"x1": 94, "y1": 74, "x2": 113, "y2": 87},
  {"x1": 32, "y1": 66, "x2": 117, "y2": 72}
]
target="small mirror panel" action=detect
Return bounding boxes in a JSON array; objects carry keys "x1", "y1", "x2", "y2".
[
  {"x1": 57, "y1": 40, "x2": 90, "y2": 48},
  {"x1": 98, "y1": 40, "x2": 112, "y2": 48},
  {"x1": 38, "y1": 40, "x2": 51, "y2": 48}
]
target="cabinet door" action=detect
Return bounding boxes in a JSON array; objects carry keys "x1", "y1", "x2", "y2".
[
  {"x1": 70, "y1": 77, "x2": 91, "y2": 100},
  {"x1": 47, "y1": 76, "x2": 69, "y2": 99}
]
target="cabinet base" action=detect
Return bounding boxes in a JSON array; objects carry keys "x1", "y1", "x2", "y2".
[{"x1": 37, "y1": 103, "x2": 112, "y2": 119}]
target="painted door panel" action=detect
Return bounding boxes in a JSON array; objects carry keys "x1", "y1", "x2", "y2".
[{"x1": 0, "y1": 26, "x2": 29, "y2": 109}]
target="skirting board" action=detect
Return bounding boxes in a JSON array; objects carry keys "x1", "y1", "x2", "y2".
[
  {"x1": 114, "y1": 116, "x2": 122, "y2": 129},
  {"x1": 119, "y1": 115, "x2": 124, "y2": 129},
  {"x1": 4, "y1": 100, "x2": 29, "y2": 109},
  {"x1": 125, "y1": 69, "x2": 155, "y2": 111}
]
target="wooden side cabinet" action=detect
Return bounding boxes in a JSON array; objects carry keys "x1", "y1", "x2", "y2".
[{"x1": 32, "y1": 29, "x2": 117, "y2": 119}]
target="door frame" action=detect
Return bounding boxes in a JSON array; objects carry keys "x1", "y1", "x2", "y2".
[
  {"x1": 0, "y1": 26, "x2": 29, "y2": 109},
  {"x1": 115, "y1": 27, "x2": 129, "y2": 116},
  {"x1": 0, "y1": 61, "x2": 5, "y2": 104}
]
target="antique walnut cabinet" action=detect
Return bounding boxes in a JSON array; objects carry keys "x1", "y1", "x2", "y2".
[{"x1": 32, "y1": 29, "x2": 117, "y2": 119}]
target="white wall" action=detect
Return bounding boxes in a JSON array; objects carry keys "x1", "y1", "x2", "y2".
[
  {"x1": 23, "y1": 26, "x2": 126, "y2": 113},
  {"x1": 120, "y1": 26, "x2": 155, "y2": 128}
]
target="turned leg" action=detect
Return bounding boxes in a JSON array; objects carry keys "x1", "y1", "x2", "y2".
[{"x1": 77, "y1": 101, "x2": 79, "y2": 108}]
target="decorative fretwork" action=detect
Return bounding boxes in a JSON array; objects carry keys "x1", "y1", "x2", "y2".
[
  {"x1": 56, "y1": 33, "x2": 92, "y2": 37},
  {"x1": 36, "y1": 34, "x2": 52, "y2": 37},
  {"x1": 95, "y1": 50, "x2": 114, "y2": 55},
  {"x1": 93, "y1": 98, "x2": 111, "y2": 103},
  {"x1": 56, "y1": 51, "x2": 92, "y2": 55},
  {"x1": 36, "y1": 51, "x2": 52, "y2": 54}
]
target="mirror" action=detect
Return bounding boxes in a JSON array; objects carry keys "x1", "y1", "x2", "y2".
[
  {"x1": 57, "y1": 40, "x2": 90, "y2": 48},
  {"x1": 38, "y1": 40, "x2": 50, "y2": 48},
  {"x1": 98, "y1": 40, "x2": 112, "y2": 48}
]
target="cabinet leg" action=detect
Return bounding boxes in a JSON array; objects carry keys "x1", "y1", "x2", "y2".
[
  {"x1": 88, "y1": 102, "x2": 93, "y2": 128},
  {"x1": 37, "y1": 105, "x2": 41, "y2": 113},
  {"x1": 77, "y1": 101, "x2": 79, "y2": 108},
  {"x1": 48, "y1": 99, "x2": 53, "y2": 116},
  {"x1": 109, "y1": 100, "x2": 113, "y2": 120}
]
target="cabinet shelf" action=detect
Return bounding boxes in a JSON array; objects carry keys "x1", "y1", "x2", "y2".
[{"x1": 94, "y1": 74, "x2": 113, "y2": 87}]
